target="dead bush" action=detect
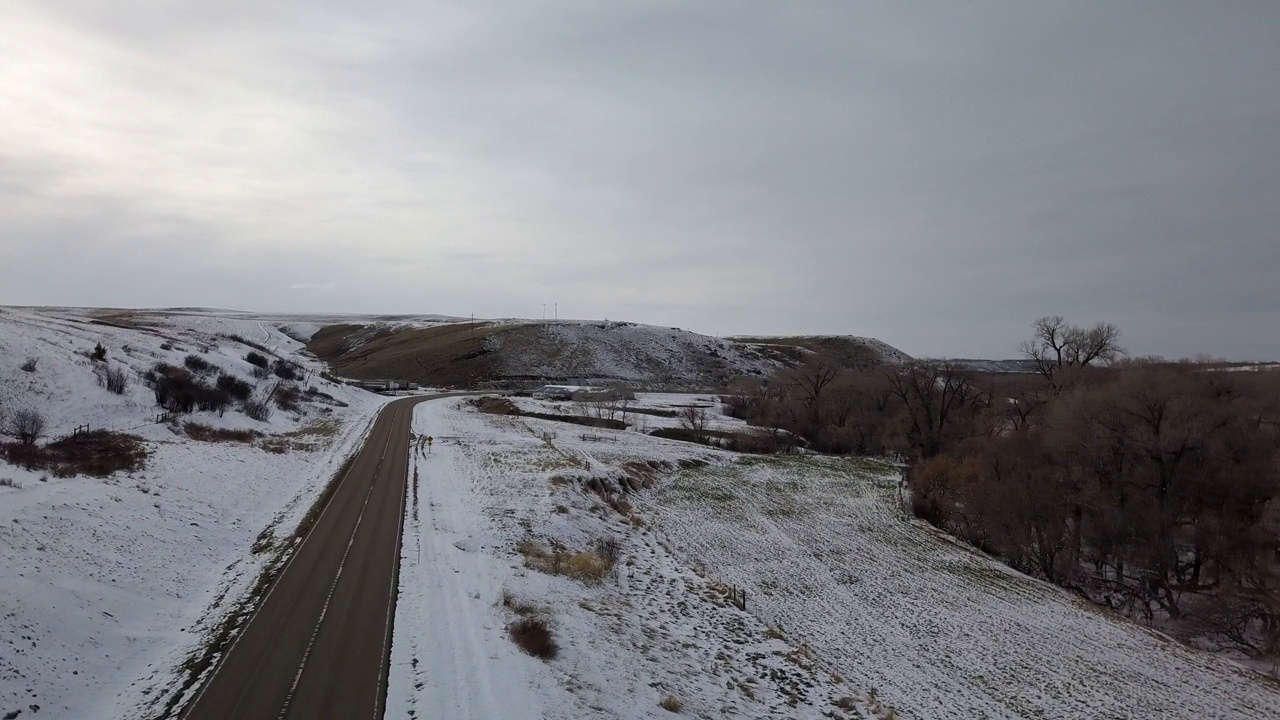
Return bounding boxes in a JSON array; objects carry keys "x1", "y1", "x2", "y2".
[
  {"x1": 507, "y1": 617, "x2": 558, "y2": 660},
  {"x1": 7, "y1": 409, "x2": 46, "y2": 445},
  {"x1": 95, "y1": 365, "x2": 130, "y2": 394},
  {"x1": 184, "y1": 422, "x2": 262, "y2": 443},
  {"x1": 243, "y1": 397, "x2": 273, "y2": 422},
  {"x1": 594, "y1": 535, "x2": 621, "y2": 567},
  {"x1": 20, "y1": 357, "x2": 38, "y2": 372}
]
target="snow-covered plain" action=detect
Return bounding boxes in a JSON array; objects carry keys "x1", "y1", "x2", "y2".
[
  {"x1": 389, "y1": 395, "x2": 1280, "y2": 720},
  {"x1": 388, "y1": 398, "x2": 878, "y2": 719},
  {"x1": 0, "y1": 307, "x2": 389, "y2": 719}
]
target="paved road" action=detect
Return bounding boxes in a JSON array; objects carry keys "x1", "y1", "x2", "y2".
[{"x1": 182, "y1": 395, "x2": 444, "y2": 720}]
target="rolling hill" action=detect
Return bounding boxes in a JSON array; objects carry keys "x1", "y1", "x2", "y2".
[{"x1": 306, "y1": 319, "x2": 912, "y2": 389}]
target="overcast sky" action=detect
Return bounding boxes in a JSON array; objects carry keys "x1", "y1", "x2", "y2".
[{"x1": 2, "y1": 2, "x2": 1277, "y2": 359}]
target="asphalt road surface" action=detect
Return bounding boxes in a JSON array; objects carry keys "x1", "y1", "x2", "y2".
[{"x1": 182, "y1": 394, "x2": 446, "y2": 720}]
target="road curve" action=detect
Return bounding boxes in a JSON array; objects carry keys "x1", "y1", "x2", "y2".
[{"x1": 181, "y1": 394, "x2": 450, "y2": 720}]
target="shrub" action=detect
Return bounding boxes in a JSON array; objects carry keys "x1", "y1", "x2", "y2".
[
  {"x1": 272, "y1": 359, "x2": 300, "y2": 380},
  {"x1": 245, "y1": 351, "x2": 270, "y2": 369},
  {"x1": 252, "y1": 365, "x2": 272, "y2": 380},
  {"x1": 184, "y1": 354, "x2": 214, "y2": 374},
  {"x1": 145, "y1": 363, "x2": 230, "y2": 415},
  {"x1": 275, "y1": 384, "x2": 302, "y2": 411},
  {"x1": 96, "y1": 365, "x2": 130, "y2": 394},
  {"x1": 197, "y1": 387, "x2": 233, "y2": 414},
  {"x1": 243, "y1": 397, "x2": 273, "y2": 422},
  {"x1": 7, "y1": 409, "x2": 46, "y2": 445},
  {"x1": 91, "y1": 342, "x2": 107, "y2": 362},
  {"x1": 658, "y1": 695, "x2": 684, "y2": 713},
  {"x1": 20, "y1": 357, "x2": 38, "y2": 372},
  {"x1": 216, "y1": 374, "x2": 253, "y2": 401},
  {"x1": 507, "y1": 617, "x2": 558, "y2": 660}
]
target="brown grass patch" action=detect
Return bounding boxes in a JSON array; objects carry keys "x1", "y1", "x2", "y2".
[
  {"x1": 507, "y1": 617, "x2": 559, "y2": 660},
  {"x1": 658, "y1": 695, "x2": 684, "y2": 713},
  {"x1": 1, "y1": 431, "x2": 147, "y2": 478},
  {"x1": 519, "y1": 539, "x2": 616, "y2": 584},
  {"x1": 184, "y1": 422, "x2": 262, "y2": 443}
]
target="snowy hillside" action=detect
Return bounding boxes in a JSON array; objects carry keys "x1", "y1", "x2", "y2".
[
  {"x1": 486, "y1": 320, "x2": 782, "y2": 386},
  {"x1": 0, "y1": 306, "x2": 390, "y2": 719}
]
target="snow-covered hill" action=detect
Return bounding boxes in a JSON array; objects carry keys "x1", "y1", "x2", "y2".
[
  {"x1": 309, "y1": 318, "x2": 913, "y2": 389},
  {"x1": 0, "y1": 306, "x2": 390, "y2": 719}
]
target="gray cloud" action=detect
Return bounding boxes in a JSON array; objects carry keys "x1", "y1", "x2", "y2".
[{"x1": 2, "y1": 1, "x2": 1277, "y2": 359}]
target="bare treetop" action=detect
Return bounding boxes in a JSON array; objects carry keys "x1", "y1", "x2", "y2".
[{"x1": 1020, "y1": 316, "x2": 1124, "y2": 389}]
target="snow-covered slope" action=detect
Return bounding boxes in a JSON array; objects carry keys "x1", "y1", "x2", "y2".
[
  {"x1": 0, "y1": 306, "x2": 390, "y2": 719},
  {"x1": 486, "y1": 320, "x2": 782, "y2": 386}
]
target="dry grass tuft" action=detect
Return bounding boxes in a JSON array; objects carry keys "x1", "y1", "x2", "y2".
[
  {"x1": 658, "y1": 695, "x2": 684, "y2": 713},
  {"x1": 499, "y1": 589, "x2": 543, "y2": 616},
  {"x1": 519, "y1": 538, "x2": 616, "y2": 584}
]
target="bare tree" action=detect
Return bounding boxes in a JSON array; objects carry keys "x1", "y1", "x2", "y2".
[
  {"x1": 8, "y1": 409, "x2": 47, "y2": 445},
  {"x1": 678, "y1": 406, "x2": 710, "y2": 434},
  {"x1": 1020, "y1": 316, "x2": 1123, "y2": 390},
  {"x1": 886, "y1": 361, "x2": 984, "y2": 458},
  {"x1": 789, "y1": 357, "x2": 842, "y2": 410}
]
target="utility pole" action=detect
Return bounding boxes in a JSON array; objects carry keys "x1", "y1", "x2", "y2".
[
  {"x1": 542, "y1": 303, "x2": 546, "y2": 321},
  {"x1": 554, "y1": 303, "x2": 558, "y2": 320}
]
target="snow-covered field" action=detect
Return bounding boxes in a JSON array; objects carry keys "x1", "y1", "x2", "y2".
[
  {"x1": 652, "y1": 455, "x2": 1280, "y2": 720},
  {"x1": 0, "y1": 307, "x2": 389, "y2": 719},
  {"x1": 389, "y1": 396, "x2": 1280, "y2": 720},
  {"x1": 389, "y1": 398, "x2": 878, "y2": 719}
]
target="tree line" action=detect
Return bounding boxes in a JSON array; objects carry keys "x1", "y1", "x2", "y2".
[{"x1": 724, "y1": 317, "x2": 1280, "y2": 661}]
